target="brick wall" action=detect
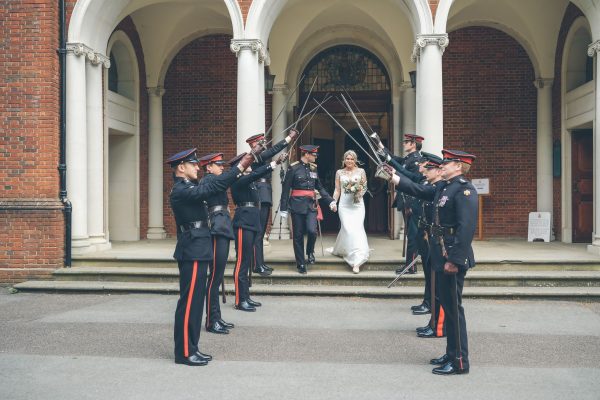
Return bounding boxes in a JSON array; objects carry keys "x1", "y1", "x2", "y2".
[
  {"x1": 162, "y1": 35, "x2": 238, "y2": 236},
  {"x1": 552, "y1": 3, "x2": 584, "y2": 240},
  {"x1": 0, "y1": 0, "x2": 64, "y2": 282},
  {"x1": 443, "y1": 26, "x2": 537, "y2": 238}
]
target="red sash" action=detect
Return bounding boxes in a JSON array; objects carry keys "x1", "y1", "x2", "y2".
[{"x1": 290, "y1": 190, "x2": 323, "y2": 221}]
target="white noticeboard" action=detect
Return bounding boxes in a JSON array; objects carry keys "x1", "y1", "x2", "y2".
[
  {"x1": 472, "y1": 178, "x2": 490, "y2": 195},
  {"x1": 527, "y1": 212, "x2": 552, "y2": 242}
]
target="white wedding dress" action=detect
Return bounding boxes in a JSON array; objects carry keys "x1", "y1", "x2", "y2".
[{"x1": 327, "y1": 168, "x2": 370, "y2": 271}]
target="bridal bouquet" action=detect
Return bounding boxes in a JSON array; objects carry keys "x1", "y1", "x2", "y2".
[{"x1": 343, "y1": 176, "x2": 366, "y2": 204}]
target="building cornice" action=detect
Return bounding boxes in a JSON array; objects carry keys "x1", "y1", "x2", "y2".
[
  {"x1": 411, "y1": 34, "x2": 449, "y2": 62},
  {"x1": 66, "y1": 42, "x2": 110, "y2": 68},
  {"x1": 588, "y1": 40, "x2": 600, "y2": 57}
]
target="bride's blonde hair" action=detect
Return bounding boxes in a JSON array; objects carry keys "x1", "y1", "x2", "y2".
[{"x1": 340, "y1": 150, "x2": 362, "y2": 168}]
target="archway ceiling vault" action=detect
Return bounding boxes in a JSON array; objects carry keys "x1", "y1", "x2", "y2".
[
  {"x1": 70, "y1": 0, "x2": 241, "y2": 87},
  {"x1": 446, "y1": 0, "x2": 580, "y2": 77},
  {"x1": 267, "y1": 0, "x2": 415, "y2": 85}
]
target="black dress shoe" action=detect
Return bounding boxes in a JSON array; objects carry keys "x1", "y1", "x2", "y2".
[
  {"x1": 411, "y1": 302, "x2": 424, "y2": 311},
  {"x1": 417, "y1": 327, "x2": 440, "y2": 338},
  {"x1": 430, "y1": 354, "x2": 450, "y2": 365},
  {"x1": 252, "y1": 265, "x2": 272, "y2": 276},
  {"x1": 297, "y1": 264, "x2": 307, "y2": 274},
  {"x1": 406, "y1": 267, "x2": 417, "y2": 274},
  {"x1": 412, "y1": 304, "x2": 431, "y2": 315},
  {"x1": 207, "y1": 320, "x2": 229, "y2": 334},
  {"x1": 416, "y1": 324, "x2": 431, "y2": 333},
  {"x1": 175, "y1": 354, "x2": 208, "y2": 366},
  {"x1": 246, "y1": 298, "x2": 262, "y2": 307},
  {"x1": 307, "y1": 253, "x2": 316, "y2": 264},
  {"x1": 219, "y1": 319, "x2": 234, "y2": 329},
  {"x1": 234, "y1": 300, "x2": 256, "y2": 312},
  {"x1": 432, "y1": 361, "x2": 469, "y2": 375},
  {"x1": 262, "y1": 264, "x2": 273, "y2": 272},
  {"x1": 195, "y1": 351, "x2": 213, "y2": 362}
]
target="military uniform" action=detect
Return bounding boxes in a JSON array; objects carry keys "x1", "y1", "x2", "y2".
[
  {"x1": 280, "y1": 145, "x2": 334, "y2": 273},
  {"x1": 230, "y1": 154, "x2": 279, "y2": 312},
  {"x1": 246, "y1": 133, "x2": 292, "y2": 275},
  {"x1": 393, "y1": 149, "x2": 477, "y2": 375},
  {"x1": 167, "y1": 148, "x2": 246, "y2": 366},
  {"x1": 198, "y1": 153, "x2": 236, "y2": 335},
  {"x1": 390, "y1": 137, "x2": 425, "y2": 275}
]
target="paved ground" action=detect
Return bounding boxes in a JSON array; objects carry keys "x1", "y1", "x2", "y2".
[{"x1": 1, "y1": 288, "x2": 599, "y2": 400}]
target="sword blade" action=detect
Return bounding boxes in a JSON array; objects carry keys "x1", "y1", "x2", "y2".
[
  {"x1": 387, "y1": 256, "x2": 420, "y2": 288},
  {"x1": 264, "y1": 75, "x2": 305, "y2": 139}
]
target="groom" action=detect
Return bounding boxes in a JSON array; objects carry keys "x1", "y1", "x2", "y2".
[{"x1": 279, "y1": 145, "x2": 337, "y2": 274}]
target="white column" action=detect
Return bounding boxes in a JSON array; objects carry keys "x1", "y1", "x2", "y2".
[
  {"x1": 270, "y1": 84, "x2": 291, "y2": 240},
  {"x1": 257, "y1": 59, "x2": 266, "y2": 134},
  {"x1": 414, "y1": 34, "x2": 448, "y2": 156},
  {"x1": 147, "y1": 87, "x2": 167, "y2": 239},
  {"x1": 396, "y1": 82, "x2": 416, "y2": 238},
  {"x1": 231, "y1": 39, "x2": 263, "y2": 152},
  {"x1": 86, "y1": 52, "x2": 110, "y2": 250},
  {"x1": 534, "y1": 79, "x2": 554, "y2": 216},
  {"x1": 66, "y1": 43, "x2": 90, "y2": 252},
  {"x1": 588, "y1": 41, "x2": 600, "y2": 254}
]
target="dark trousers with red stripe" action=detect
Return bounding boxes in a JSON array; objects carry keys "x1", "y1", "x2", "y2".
[
  {"x1": 428, "y1": 270, "x2": 446, "y2": 336},
  {"x1": 291, "y1": 211, "x2": 318, "y2": 266},
  {"x1": 205, "y1": 235, "x2": 230, "y2": 328},
  {"x1": 253, "y1": 204, "x2": 270, "y2": 268},
  {"x1": 417, "y1": 230, "x2": 431, "y2": 307},
  {"x1": 234, "y1": 227, "x2": 256, "y2": 305},
  {"x1": 402, "y1": 211, "x2": 419, "y2": 272},
  {"x1": 439, "y1": 269, "x2": 469, "y2": 368},
  {"x1": 174, "y1": 260, "x2": 209, "y2": 359}
]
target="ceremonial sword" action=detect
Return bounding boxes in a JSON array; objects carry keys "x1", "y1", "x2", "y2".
[{"x1": 387, "y1": 255, "x2": 420, "y2": 288}]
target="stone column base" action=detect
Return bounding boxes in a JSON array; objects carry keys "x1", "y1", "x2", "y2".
[{"x1": 147, "y1": 227, "x2": 167, "y2": 240}]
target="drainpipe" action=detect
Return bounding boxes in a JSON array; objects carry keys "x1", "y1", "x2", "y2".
[{"x1": 58, "y1": 0, "x2": 72, "y2": 267}]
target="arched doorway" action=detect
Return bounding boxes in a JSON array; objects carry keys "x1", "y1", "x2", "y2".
[{"x1": 296, "y1": 45, "x2": 392, "y2": 235}]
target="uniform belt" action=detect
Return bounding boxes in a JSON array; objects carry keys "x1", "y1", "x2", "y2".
[
  {"x1": 291, "y1": 189, "x2": 315, "y2": 198},
  {"x1": 418, "y1": 219, "x2": 431, "y2": 230},
  {"x1": 179, "y1": 220, "x2": 208, "y2": 232},
  {"x1": 208, "y1": 205, "x2": 227, "y2": 214},
  {"x1": 238, "y1": 202, "x2": 259, "y2": 208},
  {"x1": 257, "y1": 178, "x2": 269, "y2": 183},
  {"x1": 429, "y1": 225, "x2": 456, "y2": 237}
]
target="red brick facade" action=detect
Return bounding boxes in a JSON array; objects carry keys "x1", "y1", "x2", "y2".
[
  {"x1": 443, "y1": 26, "x2": 537, "y2": 238},
  {"x1": 0, "y1": 0, "x2": 63, "y2": 280},
  {"x1": 162, "y1": 35, "x2": 239, "y2": 236}
]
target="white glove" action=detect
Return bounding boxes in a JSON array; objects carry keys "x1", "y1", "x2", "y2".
[
  {"x1": 279, "y1": 211, "x2": 288, "y2": 219},
  {"x1": 329, "y1": 202, "x2": 338, "y2": 212}
]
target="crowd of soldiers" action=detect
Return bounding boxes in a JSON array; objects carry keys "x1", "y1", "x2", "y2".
[{"x1": 166, "y1": 128, "x2": 477, "y2": 376}]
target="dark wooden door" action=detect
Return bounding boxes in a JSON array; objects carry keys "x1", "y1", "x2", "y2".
[{"x1": 572, "y1": 130, "x2": 593, "y2": 243}]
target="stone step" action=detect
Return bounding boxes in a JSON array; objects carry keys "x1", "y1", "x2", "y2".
[
  {"x1": 13, "y1": 280, "x2": 600, "y2": 300},
  {"x1": 71, "y1": 259, "x2": 600, "y2": 272},
  {"x1": 49, "y1": 267, "x2": 600, "y2": 287}
]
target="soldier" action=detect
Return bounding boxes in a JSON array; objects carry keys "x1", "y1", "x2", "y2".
[
  {"x1": 198, "y1": 153, "x2": 236, "y2": 335},
  {"x1": 230, "y1": 151, "x2": 288, "y2": 312},
  {"x1": 279, "y1": 145, "x2": 337, "y2": 274},
  {"x1": 414, "y1": 153, "x2": 447, "y2": 338},
  {"x1": 378, "y1": 149, "x2": 477, "y2": 375},
  {"x1": 246, "y1": 129, "x2": 299, "y2": 275},
  {"x1": 391, "y1": 134, "x2": 425, "y2": 276},
  {"x1": 167, "y1": 148, "x2": 255, "y2": 366}
]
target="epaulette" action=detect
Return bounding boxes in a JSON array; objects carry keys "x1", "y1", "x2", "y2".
[
  {"x1": 309, "y1": 162, "x2": 317, "y2": 170},
  {"x1": 459, "y1": 178, "x2": 468, "y2": 184},
  {"x1": 290, "y1": 161, "x2": 300, "y2": 166}
]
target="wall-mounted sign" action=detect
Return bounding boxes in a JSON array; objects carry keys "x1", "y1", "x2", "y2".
[{"x1": 472, "y1": 178, "x2": 490, "y2": 195}]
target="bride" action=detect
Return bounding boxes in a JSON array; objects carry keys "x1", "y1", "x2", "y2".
[{"x1": 327, "y1": 150, "x2": 370, "y2": 273}]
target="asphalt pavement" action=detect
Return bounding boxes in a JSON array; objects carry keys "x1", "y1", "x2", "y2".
[{"x1": 1, "y1": 288, "x2": 599, "y2": 400}]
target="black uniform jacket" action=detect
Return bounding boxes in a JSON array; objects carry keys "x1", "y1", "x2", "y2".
[
  {"x1": 252, "y1": 138, "x2": 288, "y2": 205},
  {"x1": 391, "y1": 151, "x2": 424, "y2": 211},
  {"x1": 170, "y1": 167, "x2": 240, "y2": 261},
  {"x1": 231, "y1": 163, "x2": 274, "y2": 232},
  {"x1": 280, "y1": 160, "x2": 334, "y2": 214},
  {"x1": 199, "y1": 172, "x2": 235, "y2": 240},
  {"x1": 397, "y1": 174, "x2": 478, "y2": 272}
]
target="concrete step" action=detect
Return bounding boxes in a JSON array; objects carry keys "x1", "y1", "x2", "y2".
[
  {"x1": 71, "y1": 258, "x2": 600, "y2": 272},
  {"x1": 51, "y1": 267, "x2": 600, "y2": 288},
  {"x1": 13, "y1": 280, "x2": 600, "y2": 300}
]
